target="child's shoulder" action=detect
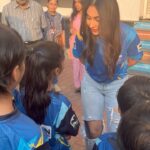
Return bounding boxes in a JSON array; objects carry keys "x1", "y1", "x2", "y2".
[
  {"x1": 49, "y1": 91, "x2": 71, "y2": 107},
  {"x1": 94, "y1": 132, "x2": 119, "y2": 150}
]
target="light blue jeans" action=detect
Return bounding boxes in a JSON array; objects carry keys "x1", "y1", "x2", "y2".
[{"x1": 81, "y1": 72, "x2": 128, "y2": 132}]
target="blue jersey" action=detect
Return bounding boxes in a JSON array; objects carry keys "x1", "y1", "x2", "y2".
[
  {"x1": 14, "y1": 90, "x2": 80, "y2": 150},
  {"x1": 93, "y1": 132, "x2": 120, "y2": 150},
  {"x1": 0, "y1": 109, "x2": 49, "y2": 150},
  {"x1": 74, "y1": 23, "x2": 143, "y2": 83}
]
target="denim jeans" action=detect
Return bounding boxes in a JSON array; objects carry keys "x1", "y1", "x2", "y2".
[{"x1": 81, "y1": 72, "x2": 128, "y2": 132}]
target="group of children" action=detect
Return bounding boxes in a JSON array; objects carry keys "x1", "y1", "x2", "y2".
[{"x1": 0, "y1": 23, "x2": 80, "y2": 149}]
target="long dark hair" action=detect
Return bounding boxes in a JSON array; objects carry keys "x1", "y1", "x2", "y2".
[
  {"x1": 0, "y1": 24, "x2": 25, "y2": 94},
  {"x1": 81, "y1": 0, "x2": 121, "y2": 77},
  {"x1": 23, "y1": 41, "x2": 64, "y2": 124},
  {"x1": 118, "y1": 102, "x2": 150, "y2": 150},
  {"x1": 71, "y1": 0, "x2": 83, "y2": 21}
]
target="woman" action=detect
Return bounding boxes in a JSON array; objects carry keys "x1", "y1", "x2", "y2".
[
  {"x1": 73, "y1": 0, "x2": 143, "y2": 149},
  {"x1": 69, "y1": 0, "x2": 85, "y2": 92}
]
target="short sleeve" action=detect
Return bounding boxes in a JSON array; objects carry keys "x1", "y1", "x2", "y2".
[
  {"x1": 56, "y1": 106, "x2": 80, "y2": 136},
  {"x1": 127, "y1": 33, "x2": 143, "y2": 61},
  {"x1": 73, "y1": 35, "x2": 84, "y2": 58},
  {"x1": 55, "y1": 94, "x2": 80, "y2": 136}
]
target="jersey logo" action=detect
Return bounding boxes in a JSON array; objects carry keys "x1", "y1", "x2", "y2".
[
  {"x1": 41, "y1": 124, "x2": 52, "y2": 139},
  {"x1": 70, "y1": 114, "x2": 79, "y2": 129},
  {"x1": 137, "y1": 43, "x2": 142, "y2": 52}
]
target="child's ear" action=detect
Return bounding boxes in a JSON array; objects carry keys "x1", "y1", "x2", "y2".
[
  {"x1": 12, "y1": 65, "x2": 20, "y2": 82},
  {"x1": 54, "y1": 67, "x2": 61, "y2": 76}
]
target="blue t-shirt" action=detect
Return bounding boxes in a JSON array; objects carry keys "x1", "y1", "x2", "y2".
[
  {"x1": 74, "y1": 23, "x2": 143, "y2": 83},
  {"x1": 14, "y1": 90, "x2": 79, "y2": 150},
  {"x1": 0, "y1": 109, "x2": 49, "y2": 150}
]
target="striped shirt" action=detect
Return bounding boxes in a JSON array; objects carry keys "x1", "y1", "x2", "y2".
[{"x1": 1, "y1": 0, "x2": 47, "y2": 42}]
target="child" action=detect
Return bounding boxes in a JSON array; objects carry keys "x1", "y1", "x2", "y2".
[
  {"x1": 118, "y1": 101, "x2": 150, "y2": 150},
  {"x1": 0, "y1": 24, "x2": 50, "y2": 150},
  {"x1": 44, "y1": 0, "x2": 65, "y2": 92},
  {"x1": 93, "y1": 75, "x2": 150, "y2": 150},
  {"x1": 44, "y1": 0, "x2": 65, "y2": 48},
  {"x1": 69, "y1": 0, "x2": 84, "y2": 92},
  {"x1": 15, "y1": 41, "x2": 80, "y2": 150}
]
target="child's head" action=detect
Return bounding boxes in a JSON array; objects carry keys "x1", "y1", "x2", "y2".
[
  {"x1": 71, "y1": 0, "x2": 83, "y2": 21},
  {"x1": 47, "y1": 0, "x2": 58, "y2": 14},
  {"x1": 73, "y1": 0, "x2": 83, "y2": 12},
  {"x1": 23, "y1": 41, "x2": 64, "y2": 124},
  {"x1": 118, "y1": 101, "x2": 150, "y2": 150},
  {"x1": 0, "y1": 24, "x2": 25, "y2": 94},
  {"x1": 117, "y1": 76, "x2": 150, "y2": 115}
]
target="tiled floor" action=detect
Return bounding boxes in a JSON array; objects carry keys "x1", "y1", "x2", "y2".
[{"x1": 59, "y1": 58, "x2": 85, "y2": 150}]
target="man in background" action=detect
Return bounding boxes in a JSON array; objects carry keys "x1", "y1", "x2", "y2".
[{"x1": 1, "y1": 0, "x2": 47, "y2": 50}]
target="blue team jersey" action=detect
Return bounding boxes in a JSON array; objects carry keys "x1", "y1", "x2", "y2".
[
  {"x1": 0, "y1": 109, "x2": 49, "y2": 150},
  {"x1": 74, "y1": 23, "x2": 143, "y2": 83},
  {"x1": 93, "y1": 132, "x2": 120, "y2": 150},
  {"x1": 14, "y1": 90, "x2": 79, "y2": 150}
]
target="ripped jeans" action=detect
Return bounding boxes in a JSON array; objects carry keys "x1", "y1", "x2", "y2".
[{"x1": 81, "y1": 72, "x2": 128, "y2": 132}]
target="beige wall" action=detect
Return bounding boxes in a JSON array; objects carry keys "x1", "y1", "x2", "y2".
[
  {"x1": 117, "y1": 0, "x2": 142, "y2": 21},
  {"x1": 0, "y1": 0, "x2": 10, "y2": 12}
]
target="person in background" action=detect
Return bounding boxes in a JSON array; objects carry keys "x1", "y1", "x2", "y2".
[
  {"x1": 15, "y1": 41, "x2": 80, "y2": 150},
  {"x1": 1, "y1": 0, "x2": 47, "y2": 52},
  {"x1": 44, "y1": 0, "x2": 65, "y2": 47},
  {"x1": 73, "y1": 0, "x2": 143, "y2": 149},
  {"x1": 69, "y1": 0, "x2": 85, "y2": 93},
  {"x1": 44, "y1": 0, "x2": 65, "y2": 92},
  {"x1": 0, "y1": 24, "x2": 50, "y2": 150},
  {"x1": 93, "y1": 75, "x2": 150, "y2": 150}
]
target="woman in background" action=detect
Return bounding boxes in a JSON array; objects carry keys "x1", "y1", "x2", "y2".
[{"x1": 69, "y1": 0, "x2": 84, "y2": 92}]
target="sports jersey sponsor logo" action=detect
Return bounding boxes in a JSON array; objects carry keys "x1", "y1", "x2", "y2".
[
  {"x1": 41, "y1": 124, "x2": 52, "y2": 139},
  {"x1": 137, "y1": 42, "x2": 142, "y2": 52},
  {"x1": 70, "y1": 114, "x2": 79, "y2": 129}
]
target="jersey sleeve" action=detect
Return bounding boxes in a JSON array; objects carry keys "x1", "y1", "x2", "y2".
[
  {"x1": 73, "y1": 34, "x2": 84, "y2": 58},
  {"x1": 35, "y1": 127, "x2": 51, "y2": 150},
  {"x1": 127, "y1": 32, "x2": 143, "y2": 61},
  {"x1": 55, "y1": 94, "x2": 80, "y2": 136},
  {"x1": 92, "y1": 133, "x2": 119, "y2": 150}
]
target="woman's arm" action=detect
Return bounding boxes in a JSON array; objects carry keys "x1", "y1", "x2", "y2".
[{"x1": 128, "y1": 58, "x2": 139, "y2": 67}]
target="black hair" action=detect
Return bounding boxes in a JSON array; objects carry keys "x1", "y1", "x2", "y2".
[
  {"x1": 0, "y1": 24, "x2": 25, "y2": 94},
  {"x1": 23, "y1": 41, "x2": 64, "y2": 124},
  {"x1": 47, "y1": 0, "x2": 58, "y2": 3},
  {"x1": 117, "y1": 75, "x2": 150, "y2": 114},
  {"x1": 118, "y1": 101, "x2": 150, "y2": 150},
  {"x1": 81, "y1": 0, "x2": 121, "y2": 77},
  {"x1": 71, "y1": 0, "x2": 84, "y2": 21}
]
